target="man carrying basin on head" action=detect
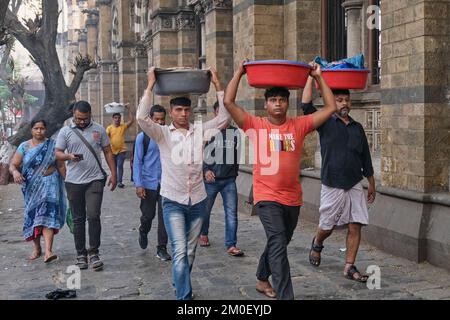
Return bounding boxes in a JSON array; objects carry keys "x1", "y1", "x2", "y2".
[
  {"x1": 137, "y1": 66, "x2": 230, "y2": 300},
  {"x1": 223, "y1": 60, "x2": 337, "y2": 300},
  {"x1": 301, "y1": 73, "x2": 376, "y2": 283}
]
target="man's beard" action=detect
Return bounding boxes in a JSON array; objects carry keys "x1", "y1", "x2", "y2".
[{"x1": 338, "y1": 108, "x2": 349, "y2": 117}]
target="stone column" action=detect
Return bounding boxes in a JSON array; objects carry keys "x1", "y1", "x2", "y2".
[
  {"x1": 84, "y1": 7, "x2": 100, "y2": 122},
  {"x1": 78, "y1": 29, "x2": 88, "y2": 101},
  {"x1": 380, "y1": 0, "x2": 450, "y2": 193},
  {"x1": 116, "y1": 0, "x2": 137, "y2": 151},
  {"x1": 176, "y1": 10, "x2": 197, "y2": 68},
  {"x1": 96, "y1": 0, "x2": 115, "y2": 126},
  {"x1": 282, "y1": 0, "x2": 322, "y2": 169},
  {"x1": 342, "y1": 0, "x2": 363, "y2": 57},
  {"x1": 361, "y1": 1, "x2": 450, "y2": 266},
  {"x1": 150, "y1": 6, "x2": 179, "y2": 108},
  {"x1": 203, "y1": 0, "x2": 233, "y2": 109},
  {"x1": 233, "y1": 0, "x2": 284, "y2": 113},
  {"x1": 133, "y1": 43, "x2": 148, "y2": 115}
]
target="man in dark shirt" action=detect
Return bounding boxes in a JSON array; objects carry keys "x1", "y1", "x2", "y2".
[
  {"x1": 301, "y1": 75, "x2": 376, "y2": 283},
  {"x1": 200, "y1": 101, "x2": 244, "y2": 257}
]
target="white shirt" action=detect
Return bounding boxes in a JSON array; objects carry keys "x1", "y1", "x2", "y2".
[{"x1": 137, "y1": 91, "x2": 230, "y2": 205}]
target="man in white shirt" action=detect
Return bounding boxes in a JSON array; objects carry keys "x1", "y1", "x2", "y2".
[{"x1": 137, "y1": 67, "x2": 230, "y2": 300}]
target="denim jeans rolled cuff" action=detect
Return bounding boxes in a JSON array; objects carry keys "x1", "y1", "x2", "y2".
[
  {"x1": 202, "y1": 177, "x2": 238, "y2": 248},
  {"x1": 162, "y1": 197, "x2": 205, "y2": 300}
]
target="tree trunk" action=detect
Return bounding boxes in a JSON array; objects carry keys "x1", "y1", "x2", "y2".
[
  {"x1": 0, "y1": 0, "x2": 10, "y2": 27},
  {"x1": 4, "y1": 0, "x2": 95, "y2": 147}
]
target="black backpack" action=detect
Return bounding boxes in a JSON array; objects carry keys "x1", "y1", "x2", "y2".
[
  {"x1": 142, "y1": 133, "x2": 151, "y2": 159},
  {"x1": 133, "y1": 133, "x2": 151, "y2": 161}
]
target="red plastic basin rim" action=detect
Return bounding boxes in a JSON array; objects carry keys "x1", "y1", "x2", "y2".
[
  {"x1": 322, "y1": 69, "x2": 370, "y2": 73},
  {"x1": 243, "y1": 60, "x2": 312, "y2": 68}
]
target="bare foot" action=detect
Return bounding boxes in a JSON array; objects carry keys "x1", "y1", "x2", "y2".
[{"x1": 29, "y1": 248, "x2": 42, "y2": 260}]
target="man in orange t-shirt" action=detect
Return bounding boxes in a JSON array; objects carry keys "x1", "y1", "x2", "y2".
[
  {"x1": 223, "y1": 61, "x2": 337, "y2": 300},
  {"x1": 106, "y1": 104, "x2": 134, "y2": 188}
]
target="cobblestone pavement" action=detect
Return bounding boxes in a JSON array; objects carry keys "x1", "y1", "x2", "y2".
[{"x1": 1, "y1": 163, "x2": 449, "y2": 300}]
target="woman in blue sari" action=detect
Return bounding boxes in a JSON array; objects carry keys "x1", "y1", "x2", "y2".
[{"x1": 9, "y1": 119, "x2": 66, "y2": 263}]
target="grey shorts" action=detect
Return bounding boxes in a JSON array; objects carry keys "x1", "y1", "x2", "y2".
[{"x1": 319, "y1": 182, "x2": 369, "y2": 231}]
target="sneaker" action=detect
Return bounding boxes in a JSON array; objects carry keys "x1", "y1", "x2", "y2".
[
  {"x1": 117, "y1": 183, "x2": 125, "y2": 188},
  {"x1": 89, "y1": 254, "x2": 104, "y2": 271},
  {"x1": 156, "y1": 246, "x2": 171, "y2": 261},
  {"x1": 138, "y1": 230, "x2": 148, "y2": 249},
  {"x1": 76, "y1": 255, "x2": 88, "y2": 270}
]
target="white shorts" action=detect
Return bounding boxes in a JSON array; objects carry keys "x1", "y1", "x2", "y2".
[{"x1": 319, "y1": 182, "x2": 369, "y2": 231}]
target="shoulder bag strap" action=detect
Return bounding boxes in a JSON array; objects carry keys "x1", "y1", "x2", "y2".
[{"x1": 70, "y1": 127, "x2": 107, "y2": 178}]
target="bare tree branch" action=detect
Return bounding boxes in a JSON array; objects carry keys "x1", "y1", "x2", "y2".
[
  {"x1": 11, "y1": 0, "x2": 22, "y2": 14},
  {"x1": 4, "y1": 9, "x2": 36, "y2": 48},
  {"x1": 69, "y1": 54, "x2": 98, "y2": 96}
]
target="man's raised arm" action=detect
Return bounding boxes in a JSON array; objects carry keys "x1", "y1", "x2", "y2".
[
  {"x1": 301, "y1": 76, "x2": 318, "y2": 116},
  {"x1": 136, "y1": 67, "x2": 166, "y2": 143},
  {"x1": 223, "y1": 61, "x2": 249, "y2": 129},
  {"x1": 203, "y1": 67, "x2": 231, "y2": 132},
  {"x1": 308, "y1": 64, "x2": 337, "y2": 129}
]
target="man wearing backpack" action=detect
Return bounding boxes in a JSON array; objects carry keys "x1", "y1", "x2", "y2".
[{"x1": 133, "y1": 104, "x2": 171, "y2": 261}]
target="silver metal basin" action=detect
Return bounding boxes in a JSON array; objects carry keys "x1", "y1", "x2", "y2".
[{"x1": 154, "y1": 68, "x2": 211, "y2": 96}]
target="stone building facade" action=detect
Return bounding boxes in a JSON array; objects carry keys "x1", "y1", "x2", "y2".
[{"x1": 57, "y1": 0, "x2": 450, "y2": 270}]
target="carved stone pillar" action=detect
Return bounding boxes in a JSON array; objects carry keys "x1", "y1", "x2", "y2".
[{"x1": 342, "y1": 0, "x2": 363, "y2": 57}]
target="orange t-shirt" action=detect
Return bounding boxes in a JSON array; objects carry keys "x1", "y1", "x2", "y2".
[{"x1": 243, "y1": 114, "x2": 314, "y2": 206}]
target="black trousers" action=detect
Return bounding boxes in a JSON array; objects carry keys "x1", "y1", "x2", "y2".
[
  {"x1": 65, "y1": 180, "x2": 104, "y2": 256},
  {"x1": 255, "y1": 201, "x2": 300, "y2": 300},
  {"x1": 139, "y1": 187, "x2": 168, "y2": 247}
]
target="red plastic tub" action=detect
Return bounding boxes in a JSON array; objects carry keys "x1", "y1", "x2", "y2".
[
  {"x1": 317, "y1": 69, "x2": 370, "y2": 90},
  {"x1": 244, "y1": 60, "x2": 312, "y2": 89}
]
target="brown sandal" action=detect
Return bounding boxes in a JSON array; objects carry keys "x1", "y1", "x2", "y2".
[
  {"x1": 29, "y1": 249, "x2": 42, "y2": 260},
  {"x1": 256, "y1": 281, "x2": 276, "y2": 299},
  {"x1": 345, "y1": 264, "x2": 368, "y2": 283}
]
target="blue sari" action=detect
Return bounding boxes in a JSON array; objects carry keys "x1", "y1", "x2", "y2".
[{"x1": 20, "y1": 139, "x2": 66, "y2": 240}]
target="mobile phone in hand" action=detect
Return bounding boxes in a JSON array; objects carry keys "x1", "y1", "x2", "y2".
[{"x1": 74, "y1": 154, "x2": 84, "y2": 160}]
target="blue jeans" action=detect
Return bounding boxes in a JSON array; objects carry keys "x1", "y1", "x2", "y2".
[
  {"x1": 201, "y1": 177, "x2": 238, "y2": 249},
  {"x1": 162, "y1": 197, "x2": 205, "y2": 300},
  {"x1": 113, "y1": 152, "x2": 126, "y2": 183}
]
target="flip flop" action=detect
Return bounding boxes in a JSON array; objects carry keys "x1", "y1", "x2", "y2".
[
  {"x1": 29, "y1": 250, "x2": 42, "y2": 261},
  {"x1": 227, "y1": 246, "x2": 244, "y2": 257},
  {"x1": 44, "y1": 254, "x2": 58, "y2": 263},
  {"x1": 199, "y1": 235, "x2": 210, "y2": 247}
]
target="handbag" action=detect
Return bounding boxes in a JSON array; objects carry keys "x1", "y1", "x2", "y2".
[{"x1": 70, "y1": 127, "x2": 108, "y2": 186}]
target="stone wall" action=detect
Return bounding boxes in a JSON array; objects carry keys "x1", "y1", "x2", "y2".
[{"x1": 380, "y1": 0, "x2": 450, "y2": 193}]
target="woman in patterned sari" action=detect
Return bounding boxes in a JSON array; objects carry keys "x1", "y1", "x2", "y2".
[{"x1": 9, "y1": 119, "x2": 66, "y2": 263}]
